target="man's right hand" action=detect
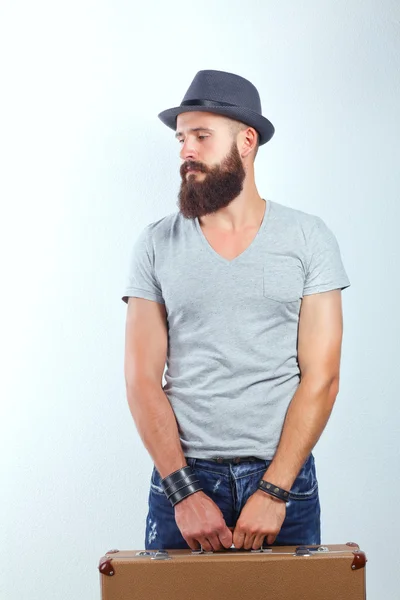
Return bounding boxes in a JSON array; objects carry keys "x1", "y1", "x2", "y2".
[{"x1": 174, "y1": 490, "x2": 233, "y2": 551}]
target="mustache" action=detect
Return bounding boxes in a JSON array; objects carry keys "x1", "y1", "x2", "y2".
[{"x1": 181, "y1": 161, "x2": 208, "y2": 174}]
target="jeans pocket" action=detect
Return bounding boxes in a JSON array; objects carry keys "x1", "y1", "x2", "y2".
[
  {"x1": 289, "y1": 454, "x2": 319, "y2": 500},
  {"x1": 150, "y1": 466, "x2": 165, "y2": 496}
]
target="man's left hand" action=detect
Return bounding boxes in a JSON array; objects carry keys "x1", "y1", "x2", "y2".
[{"x1": 232, "y1": 490, "x2": 287, "y2": 549}]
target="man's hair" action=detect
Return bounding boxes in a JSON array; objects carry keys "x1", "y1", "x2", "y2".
[{"x1": 228, "y1": 119, "x2": 260, "y2": 160}]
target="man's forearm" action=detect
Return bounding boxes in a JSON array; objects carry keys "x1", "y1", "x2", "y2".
[
  {"x1": 127, "y1": 380, "x2": 187, "y2": 479},
  {"x1": 262, "y1": 376, "x2": 339, "y2": 490}
]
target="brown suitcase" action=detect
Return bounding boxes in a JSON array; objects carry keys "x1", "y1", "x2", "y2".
[{"x1": 98, "y1": 541, "x2": 367, "y2": 600}]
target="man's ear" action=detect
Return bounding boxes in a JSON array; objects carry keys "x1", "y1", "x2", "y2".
[{"x1": 240, "y1": 127, "x2": 258, "y2": 158}]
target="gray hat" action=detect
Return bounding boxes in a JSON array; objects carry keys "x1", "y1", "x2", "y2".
[{"x1": 158, "y1": 69, "x2": 275, "y2": 146}]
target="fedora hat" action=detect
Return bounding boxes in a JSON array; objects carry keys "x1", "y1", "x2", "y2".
[{"x1": 158, "y1": 69, "x2": 275, "y2": 146}]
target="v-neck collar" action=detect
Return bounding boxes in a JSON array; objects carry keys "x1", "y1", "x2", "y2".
[{"x1": 193, "y1": 199, "x2": 273, "y2": 266}]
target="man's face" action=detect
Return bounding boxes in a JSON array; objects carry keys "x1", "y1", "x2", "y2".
[{"x1": 176, "y1": 112, "x2": 246, "y2": 220}]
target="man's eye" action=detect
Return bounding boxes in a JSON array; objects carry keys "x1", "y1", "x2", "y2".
[{"x1": 178, "y1": 136, "x2": 208, "y2": 143}]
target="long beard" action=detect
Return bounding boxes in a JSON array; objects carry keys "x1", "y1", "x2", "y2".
[{"x1": 177, "y1": 141, "x2": 246, "y2": 219}]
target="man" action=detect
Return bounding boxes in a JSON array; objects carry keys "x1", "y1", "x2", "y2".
[{"x1": 122, "y1": 70, "x2": 351, "y2": 552}]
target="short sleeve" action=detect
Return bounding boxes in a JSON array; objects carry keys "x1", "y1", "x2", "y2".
[
  {"x1": 121, "y1": 225, "x2": 165, "y2": 305},
  {"x1": 303, "y1": 216, "x2": 351, "y2": 296}
]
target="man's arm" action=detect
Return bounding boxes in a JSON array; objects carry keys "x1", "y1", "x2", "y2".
[
  {"x1": 261, "y1": 288, "x2": 345, "y2": 490},
  {"x1": 125, "y1": 296, "x2": 234, "y2": 551},
  {"x1": 124, "y1": 297, "x2": 187, "y2": 479}
]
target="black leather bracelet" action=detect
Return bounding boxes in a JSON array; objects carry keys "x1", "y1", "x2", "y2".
[
  {"x1": 163, "y1": 473, "x2": 200, "y2": 497},
  {"x1": 161, "y1": 465, "x2": 194, "y2": 489},
  {"x1": 169, "y1": 480, "x2": 204, "y2": 507},
  {"x1": 160, "y1": 466, "x2": 203, "y2": 507},
  {"x1": 258, "y1": 479, "x2": 290, "y2": 503}
]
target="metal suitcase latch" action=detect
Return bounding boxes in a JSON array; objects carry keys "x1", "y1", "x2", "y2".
[
  {"x1": 151, "y1": 550, "x2": 171, "y2": 560},
  {"x1": 295, "y1": 546, "x2": 312, "y2": 556},
  {"x1": 135, "y1": 550, "x2": 171, "y2": 560},
  {"x1": 295, "y1": 545, "x2": 329, "y2": 556}
]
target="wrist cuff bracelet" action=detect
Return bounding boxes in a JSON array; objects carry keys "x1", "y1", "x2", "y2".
[
  {"x1": 169, "y1": 480, "x2": 203, "y2": 506},
  {"x1": 163, "y1": 473, "x2": 199, "y2": 497},
  {"x1": 160, "y1": 466, "x2": 203, "y2": 507},
  {"x1": 258, "y1": 479, "x2": 290, "y2": 503},
  {"x1": 161, "y1": 465, "x2": 193, "y2": 488}
]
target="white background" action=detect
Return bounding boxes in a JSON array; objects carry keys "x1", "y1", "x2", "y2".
[{"x1": 1, "y1": 1, "x2": 399, "y2": 598}]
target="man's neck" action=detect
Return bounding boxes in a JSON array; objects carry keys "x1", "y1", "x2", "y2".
[{"x1": 198, "y1": 196, "x2": 266, "y2": 233}]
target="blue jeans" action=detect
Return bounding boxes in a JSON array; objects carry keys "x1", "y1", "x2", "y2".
[{"x1": 144, "y1": 453, "x2": 321, "y2": 549}]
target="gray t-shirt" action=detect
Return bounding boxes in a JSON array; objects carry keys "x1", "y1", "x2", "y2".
[{"x1": 122, "y1": 199, "x2": 350, "y2": 460}]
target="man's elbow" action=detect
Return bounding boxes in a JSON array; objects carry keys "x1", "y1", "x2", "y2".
[{"x1": 301, "y1": 372, "x2": 340, "y2": 400}]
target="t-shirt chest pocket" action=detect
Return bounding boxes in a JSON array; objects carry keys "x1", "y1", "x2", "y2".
[{"x1": 263, "y1": 258, "x2": 304, "y2": 303}]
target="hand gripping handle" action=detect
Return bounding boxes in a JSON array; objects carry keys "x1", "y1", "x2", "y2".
[{"x1": 191, "y1": 527, "x2": 271, "y2": 553}]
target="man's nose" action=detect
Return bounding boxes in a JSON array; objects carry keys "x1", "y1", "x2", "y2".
[{"x1": 179, "y1": 139, "x2": 198, "y2": 161}]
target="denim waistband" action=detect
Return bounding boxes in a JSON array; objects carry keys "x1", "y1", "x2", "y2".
[{"x1": 186, "y1": 456, "x2": 262, "y2": 465}]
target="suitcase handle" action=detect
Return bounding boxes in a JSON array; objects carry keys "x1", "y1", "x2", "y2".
[
  {"x1": 191, "y1": 544, "x2": 325, "y2": 555},
  {"x1": 191, "y1": 527, "x2": 272, "y2": 553},
  {"x1": 192, "y1": 536, "x2": 271, "y2": 554},
  {"x1": 192, "y1": 526, "x2": 271, "y2": 553},
  {"x1": 191, "y1": 544, "x2": 272, "y2": 554}
]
